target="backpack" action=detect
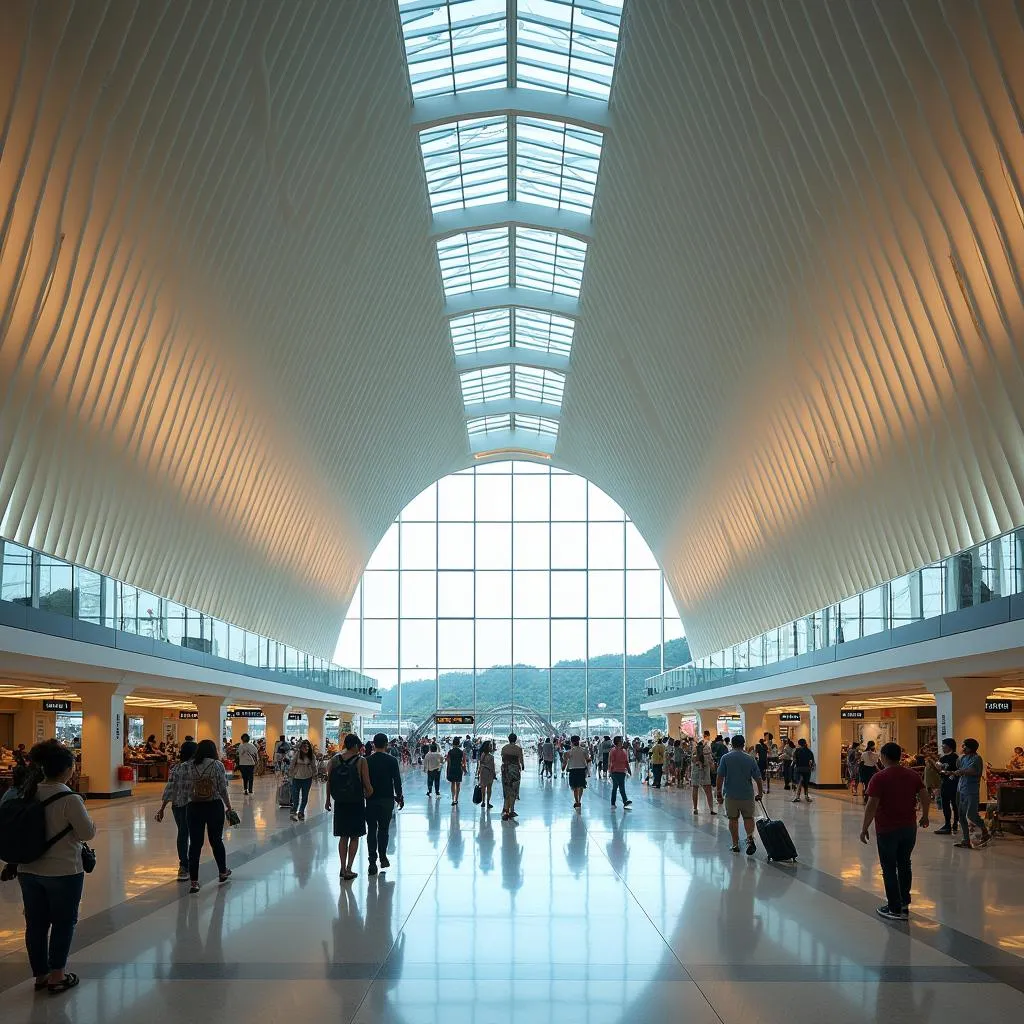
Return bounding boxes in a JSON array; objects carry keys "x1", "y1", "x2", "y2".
[
  {"x1": 329, "y1": 755, "x2": 363, "y2": 804},
  {"x1": 190, "y1": 762, "x2": 217, "y2": 802},
  {"x1": 0, "y1": 791, "x2": 75, "y2": 864}
]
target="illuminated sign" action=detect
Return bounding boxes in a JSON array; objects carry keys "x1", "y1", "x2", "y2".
[
  {"x1": 435, "y1": 714, "x2": 475, "y2": 725},
  {"x1": 778, "y1": 713, "x2": 801, "y2": 722},
  {"x1": 228, "y1": 709, "x2": 264, "y2": 719},
  {"x1": 841, "y1": 710, "x2": 865, "y2": 720},
  {"x1": 287, "y1": 713, "x2": 304, "y2": 720},
  {"x1": 985, "y1": 700, "x2": 1012, "y2": 714},
  {"x1": 178, "y1": 711, "x2": 199, "y2": 720},
  {"x1": 42, "y1": 700, "x2": 72, "y2": 712}
]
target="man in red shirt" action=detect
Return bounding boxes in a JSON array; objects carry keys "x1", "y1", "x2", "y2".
[
  {"x1": 860, "y1": 742, "x2": 930, "y2": 921},
  {"x1": 608, "y1": 736, "x2": 632, "y2": 809}
]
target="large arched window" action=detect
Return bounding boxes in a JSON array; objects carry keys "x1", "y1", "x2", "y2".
[{"x1": 336, "y1": 462, "x2": 686, "y2": 736}]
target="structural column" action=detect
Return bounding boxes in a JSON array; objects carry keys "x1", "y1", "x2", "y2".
[
  {"x1": 193, "y1": 695, "x2": 231, "y2": 747},
  {"x1": 807, "y1": 694, "x2": 846, "y2": 788},
  {"x1": 737, "y1": 702, "x2": 769, "y2": 743},
  {"x1": 306, "y1": 709, "x2": 327, "y2": 751},
  {"x1": 230, "y1": 717, "x2": 249, "y2": 742},
  {"x1": 928, "y1": 678, "x2": 988, "y2": 799},
  {"x1": 262, "y1": 703, "x2": 291, "y2": 746},
  {"x1": 79, "y1": 682, "x2": 133, "y2": 798},
  {"x1": 695, "y1": 708, "x2": 726, "y2": 737}
]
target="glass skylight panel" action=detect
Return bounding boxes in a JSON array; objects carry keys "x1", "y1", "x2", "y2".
[
  {"x1": 438, "y1": 228, "x2": 510, "y2": 295},
  {"x1": 450, "y1": 308, "x2": 512, "y2": 355},
  {"x1": 516, "y1": 118, "x2": 603, "y2": 214},
  {"x1": 516, "y1": 0, "x2": 625, "y2": 101},
  {"x1": 460, "y1": 365, "x2": 512, "y2": 405},
  {"x1": 467, "y1": 414, "x2": 512, "y2": 435},
  {"x1": 420, "y1": 117, "x2": 509, "y2": 212},
  {"x1": 513, "y1": 309, "x2": 575, "y2": 356},
  {"x1": 399, "y1": 0, "x2": 507, "y2": 98},
  {"x1": 514, "y1": 365, "x2": 565, "y2": 407},
  {"x1": 514, "y1": 228, "x2": 587, "y2": 297},
  {"x1": 514, "y1": 414, "x2": 560, "y2": 437}
]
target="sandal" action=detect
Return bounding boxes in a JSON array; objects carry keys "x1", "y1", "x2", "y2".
[{"x1": 48, "y1": 973, "x2": 79, "y2": 995}]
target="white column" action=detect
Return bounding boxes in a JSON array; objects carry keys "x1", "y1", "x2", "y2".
[
  {"x1": 737, "y1": 702, "x2": 768, "y2": 744},
  {"x1": 807, "y1": 694, "x2": 846, "y2": 788},
  {"x1": 306, "y1": 709, "x2": 327, "y2": 751},
  {"x1": 193, "y1": 695, "x2": 230, "y2": 749},
  {"x1": 79, "y1": 681, "x2": 133, "y2": 798},
  {"x1": 695, "y1": 708, "x2": 725, "y2": 738},
  {"x1": 928, "y1": 677, "x2": 989, "y2": 798},
  {"x1": 262, "y1": 703, "x2": 291, "y2": 747}
]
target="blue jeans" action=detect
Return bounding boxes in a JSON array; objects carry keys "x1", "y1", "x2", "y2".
[
  {"x1": 172, "y1": 804, "x2": 190, "y2": 869},
  {"x1": 959, "y1": 790, "x2": 986, "y2": 842},
  {"x1": 610, "y1": 772, "x2": 629, "y2": 805},
  {"x1": 18, "y1": 872, "x2": 85, "y2": 975},
  {"x1": 291, "y1": 777, "x2": 312, "y2": 815}
]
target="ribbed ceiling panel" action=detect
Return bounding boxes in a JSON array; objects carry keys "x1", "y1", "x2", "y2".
[
  {"x1": 556, "y1": 0, "x2": 1024, "y2": 657},
  {"x1": 0, "y1": 0, "x2": 466, "y2": 658}
]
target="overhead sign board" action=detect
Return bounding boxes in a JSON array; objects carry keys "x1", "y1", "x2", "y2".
[
  {"x1": 435, "y1": 714, "x2": 475, "y2": 725},
  {"x1": 778, "y1": 713, "x2": 801, "y2": 722},
  {"x1": 985, "y1": 699, "x2": 1013, "y2": 714},
  {"x1": 228, "y1": 708, "x2": 264, "y2": 719},
  {"x1": 42, "y1": 700, "x2": 72, "y2": 712},
  {"x1": 841, "y1": 710, "x2": 865, "y2": 720},
  {"x1": 178, "y1": 711, "x2": 199, "y2": 720},
  {"x1": 287, "y1": 713, "x2": 304, "y2": 720}
]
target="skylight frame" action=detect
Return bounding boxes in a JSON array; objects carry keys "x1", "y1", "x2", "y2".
[
  {"x1": 513, "y1": 365, "x2": 566, "y2": 407},
  {"x1": 514, "y1": 227, "x2": 587, "y2": 297},
  {"x1": 438, "y1": 227, "x2": 511, "y2": 296},
  {"x1": 514, "y1": 414, "x2": 561, "y2": 437},
  {"x1": 512, "y1": 308, "x2": 575, "y2": 356},
  {"x1": 399, "y1": 0, "x2": 508, "y2": 99},
  {"x1": 516, "y1": 0, "x2": 625, "y2": 101},
  {"x1": 467, "y1": 413, "x2": 513, "y2": 435},
  {"x1": 450, "y1": 308, "x2": 513, "y2": 355},
  {"x1": 460, "y1": 365, "x2": 512, "y2": 405},
  {"x1": 515, "y1": 117, "x2": 603, "y2": 215},
  {"x1": 420, "y1": 116, "x2": 509, "y2": 213}
]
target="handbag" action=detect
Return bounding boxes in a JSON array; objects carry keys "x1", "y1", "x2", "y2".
[
  {"x1": 225, "y1": 808, "x2": 240, "y2": 827},
  {"x1": 472, "y1": 783, "x2": 483, "y2": 805},
  {"x1": 81, "y1": 843, "x2": 96, "y2": 873}
]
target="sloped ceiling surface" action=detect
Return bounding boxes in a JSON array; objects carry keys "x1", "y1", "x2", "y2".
[
  {"x1": 2, "y1": 0, "x2": 1023, "y2": 662},
  {"x1": 558, "y1": 0, "x2": 1024, "y2": 656}
]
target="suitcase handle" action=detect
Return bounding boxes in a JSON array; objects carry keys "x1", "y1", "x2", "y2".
[{"x1": 757, "y1": 798, "x2": 772, "y2": 821}]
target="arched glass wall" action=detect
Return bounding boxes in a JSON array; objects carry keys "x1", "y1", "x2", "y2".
[{"x1": 336, "y1": 462, "x2": 685, "y2": 737}]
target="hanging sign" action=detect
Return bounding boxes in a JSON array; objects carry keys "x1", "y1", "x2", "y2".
[
  {"x1": 42, "y1": 700, "x2": 72, "y2": 712},
  {"x1": 228, "y1": 708, "x2": 264, "y2": 719},
  {"x1": 179, "y1": 711, "x2": 199, "y2": 720},
  {"x1": 841, "y1": 710, "x2": 865, "y2": 720},
  {"x1": 778, "y1": 713, "x2": 801, "y2": 722},
  {"x1": 435, "y1": 714, "x2": 475, "y2": 725},
  {"x1": 985, "y1": 699, "x2": 1013, "y2": 714},
  {"x1": 287, "y1": 713, "x2": 304, "y2": 720}
]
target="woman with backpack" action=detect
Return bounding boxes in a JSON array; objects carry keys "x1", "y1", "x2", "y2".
[
  {"x1": 184, "y1": 740, "x2": 234, "y2": 894},
  {"x1": 325, "y1": 733, "x2": 373, "y2": 880},
  {"x1": 289, "y1": 739, "x2": 317, "y2": 821},
  {"x1": 5, "y1": 740, "x2": 95, "y2": 994}
]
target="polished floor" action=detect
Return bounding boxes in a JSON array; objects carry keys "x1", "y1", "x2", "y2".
[{"x1": 2, "y1": 767, "x2": 1024, "y2": 1023}]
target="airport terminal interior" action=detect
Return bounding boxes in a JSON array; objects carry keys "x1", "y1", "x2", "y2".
[{"x1": 2, "y1": 0, "x2": 1024, "y2": 1020}]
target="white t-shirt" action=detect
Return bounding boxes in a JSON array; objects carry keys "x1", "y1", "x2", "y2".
[
  {"x1": 424, "y1": 751, "x2": 442, "y2": 772},
  {"x1": 19, "y1": 783, "x2": 96, "y2": 876},
  {"x1": 861, "y1": 750, "x2": 879, "y2": 768},
  {"x1": 567, "y1": 746, "x2": 589, "y2": 769},
  {"x1": 236, "y1": 742, "x2": 259, "y2": 766}
]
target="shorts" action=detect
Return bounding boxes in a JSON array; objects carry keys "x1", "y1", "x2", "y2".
[
  {"x1": 724, "y1": 797, "x2": 756, "y2": 821},
  {"x1": 568, "y1": 767, "x2": 587, "y2": 789}
]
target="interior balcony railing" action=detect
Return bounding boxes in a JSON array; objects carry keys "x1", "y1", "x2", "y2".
[
  {"x1": 645, "y1": 527, "x2": 1024, "y2": 701},
  {"x1": 0, "y1": 539, "x2": 379, "y2": 704}
]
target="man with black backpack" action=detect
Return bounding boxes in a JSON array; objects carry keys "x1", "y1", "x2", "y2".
[{"x1": 325, "y1": 734, "x2": 373, "y2": 880}]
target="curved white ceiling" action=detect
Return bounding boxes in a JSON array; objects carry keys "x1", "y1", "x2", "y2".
[{"x1": 1, "y1": 1, "x2": 1023, "y2": 662}]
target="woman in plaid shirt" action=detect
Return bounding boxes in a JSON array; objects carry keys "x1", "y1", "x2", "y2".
[{"x1": 155, "y1": 740, "x2": 197, "y2": 881}]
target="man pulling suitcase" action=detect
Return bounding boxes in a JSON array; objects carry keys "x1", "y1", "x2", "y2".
[{"x1": 715, "y1": 735, "x2": 764, "y2": 855}]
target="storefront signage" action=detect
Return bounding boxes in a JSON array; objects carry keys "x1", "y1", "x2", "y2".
[
  {"x1": 985, "y1": 699, "x2": 1013, "y2": 714},
  {"x1": 228, "y1": 708, "x2": 264, "y2": 719},
  {"x1": 42, "y1": 700, "x2": 72, "y2": 712},
  {"x1": 287, "y1": 713, "x2": 304, "y2": 720},
  {"x1": 841, "y1": 710, "x2": 865, "y2": 720},
  {"x1": 778, "y1": 713, "x2": 801, "y2": 722},
  {"x1": 325, "y1": 714, "x2": 339, "y2": 721},
  {"x1": 435, "y1": 714, "x2": 475, "y2": 725},
  {"x1": 178, "y1": 711, "x2": 199, "y2": 720}
]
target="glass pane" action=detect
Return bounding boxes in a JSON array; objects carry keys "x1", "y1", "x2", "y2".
[
  {"x1": 363, "y1": 571, "x2": 399, "y2": 618},
  {"x1": 401, "y1": 523, "x2": 437, "y2": 569},
  {"x1": 587, "y1": 670, "x2": 625, "y2": 734},
  {"x1": 402, "y1": 482, "x2": 437, "y2": 521},
  {"x1": 588, "y1": 482, "x2": 623, "y2": 521},
  {"x1": 626, "y1": 570, "x2": 661, "y2": 617},
  {"x1": 514, "y1": 619, "x2": 549, "y2": 668},
  {"x1": 367, "y1": 524, "x2": 399, "y2": 569},
  {"x1": 477, "y1": 666, "x2": 511, "y2": 713},
  {"x1": 513, "y1": 521, "x2": 549, "y2": 569},
  {"x1": 476, "y1": 619, "x2": 511, "y2": 667},
  {"x1": 119, "y1": 585, "x2": 138, "y2": 633},
  {"x1": 38, "y1": 555, "x2": 73, "y2": 616},
  {"x1": 551, "y1": 474, "x2": 587, "y2": 520},
  {"x1": 551, "y1": 619, "x2": 585, "y2": 665},
  {"x1": 476, "y1": 474, "x2": 512, "y2": 521},
  {"x1": 512, "y1": 570, "x2": 549, "y2": 618},
  {"x1": 212, "y1": 619, "x2": 228, "y2": 658},
  {"x1": 438, "y1": 522, "x2": 474, "y2": 568},
  {"x1": 626, "y1": 620, "x2": 662, "y2": 666},
  {"x1": 921, "y1": 564, "x2": 944, "y2": 618},
  {"x1": 589, "y1": 522, "x2": 624, "y2": 569},
  {"x1": 512, "y1": 473, "x2": 550, "y2": 520},
  {"x1": 401, "y1": 619, "x2": 436, "y2": 669},
  {"x1": 663, "y1": 619, "x2": 688, "y2": 669},
  {"x1": 438, "y1": 474, "x2": 474, "y2": 519},
  {"x1": 165, "y1": 601, "x2": 185, "y2": 645},
  {"x1": 588, "y1": 619, "x2": 624, "y2": 660},
  {"x1": 438, "y1": 571, "x2": 474, "y2": 617},
  {"x1": 363, "y1": 620, "x2": 398, "y2": 667},
  {"x1": 401, "y1": 570, "x2": 437, "y2": 618},
  {"x1": 438, "y1": 619, "x2": 474, "y2": 669},
  {"x1": 589, "y1": 570, "x2": 624, "y2": 618},
  {"x1": 0, "y1": 542, "x2": 32, "y2": 604},
  {"x1": 476, "y1": 523, "x2": 511, "y2": 568},
  {"x1": 550, "y1": 570, "x2": 586, "y2": 617},
  {"x1": 476, "y1": 570, "x2": 511, "y2": 618},
  {"x1": 551, "y1": 670, "x2": 584, "y2": 733},
  {"x1": 625, "y1": 522, "x2": 659, "y2": 569},
  {"x1": 550, "y1": 522, "x2": 586, "y2": 568},
  {"x1": 439, "y1": 669, "x2": 472, "y2": 710},
  {"x1": 336, "y1": 616, "x2": 361, "y2": 668},
  {"x1": 862, "y1": 586, "x2": 887, "y2": 636},
  {"x1": 75, "y1": 567, "x2": 102, "y2": 623}
]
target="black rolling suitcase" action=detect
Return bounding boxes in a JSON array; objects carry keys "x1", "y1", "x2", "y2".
[{"x1": 755, "y1": 799, "x2": 798, "y2": 862}]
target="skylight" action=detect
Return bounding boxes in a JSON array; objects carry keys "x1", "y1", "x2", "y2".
[
  {"x1": 513, "y1": 309, "x2": 575, "y2": 356},
  {"x1": 515, "y1": 228, "x2": 587, "y2": 296},
  {"x1": 450, "y1": 309, "x2": 512, "y2": 355},
  {"x1": 517, "y1": 0, "x2": 625, "y2": 101},
  {"x1": 438, "y1": 227, "x2": 510, "y2": 295},
  {"x1": 514, "y1": 365, "x2": 565, "y2": 406},
  {"x1": 399, "y1": 0, "x2": 507, "y2": 99},
  {"x1": 514, "y1": 414, "x2": 561, "y2": 437},
  {"x1": 420, "y1": 117, "x2": 509, "y2": 212},
  {"x1": 516, "y1": 117, "x2": 603, "y2": 214},
  {"x1": 467, "y1": 414, "x2": 513, "y2": 435},
  {"x1": 460, "y1": 366, "x2": 512, "y2": 404}
]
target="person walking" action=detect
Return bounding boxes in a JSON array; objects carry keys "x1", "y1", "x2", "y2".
[
  {"x1": 860, "y1": 742, "x2": 930, "y2": 921},
  {"x1": 424, "y1": 742, "x2": 442, "y2": 797},
  {"x1": 273, "y1": 735, "x2": 290, "y2": 773},
  {"x1": 599, "y1": 735, "x2": 613, "y2": 779},
  {"x1": 846, "y1": 741, "x2": 862, "y2": 797},
  {"x1": 791, "y1": 738, "x2": 815, "y2": 802},
  {"x1": 540, "y1": 737, "x2": 555, "y2": 778},
  {"x1": 365, "y1": 733, "x2": 404, "y2": 875},
  {"x1": 289, "y1": 739, "x2": 317, "y2": 821},
  {"x1": 155, "y1": 738, "x2": 198, "y2": 880},
  {"x1": 234, "y1": 733, "x2": 258, "y2": 795},
  {"x1": 933, "y1": 737, "x2": 960, "y2": 835},
  {"x1": 446, "y1": 737, "x2": 467, "y2": 805},
  {"x1": 715, "y1": 735, "x2": 763, "y2": 855},
  {"x1": 608, "y1": 735, "x2": 632, "y2": 808},
  {"x1": 690, "y1": 735, "x2": 716, "y2": 814},
  {"x1": 858, "y1": 741, "x2": 879, "y2": 804},
  {"x1": 566, "y1": 735, "x2": 591, "y2": 810},
  {"x1": 500, "y1": 733, "x2": 524, "y2": 821},
  {"x1": 477, "y1": 740, "x2": 496, "y2": 808},
  {"x1": 325, "y1": 734, "x2": 373, "y2": 879},
  {"x1": 779, "y1": 738, "x2": 795, "y2": 790},
  {"x1": 952, "y1": 737, "x2": 991, "y2": 849},
  {"x1": 9, "y1": 740, "x2": 96, "y2": 994},
  {"x1": 183, "y1": 740, "x2": 234, "y2": 894},
  {"x1": 649, "y1": 736, "x2": 666, "y2": 788},
  {"x1": 754, "y1": 736, "x2": 770, "y2": 795}
]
